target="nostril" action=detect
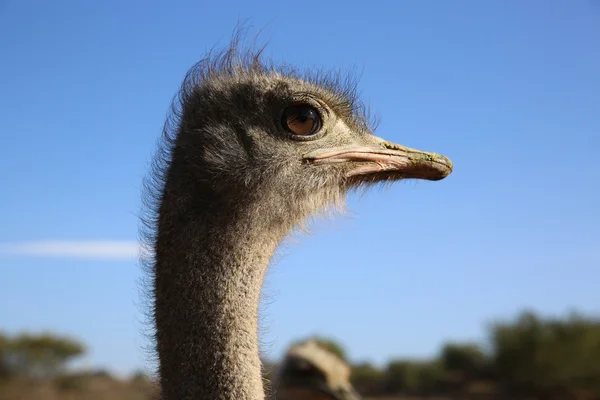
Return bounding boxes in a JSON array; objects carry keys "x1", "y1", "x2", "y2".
[{"x1": 381, "y1": 141, "x2": 403, "y2": 151}]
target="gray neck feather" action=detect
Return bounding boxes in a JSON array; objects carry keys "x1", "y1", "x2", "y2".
[{"x1": 153, "y1": 171, "x2": 291, "y2": 400}]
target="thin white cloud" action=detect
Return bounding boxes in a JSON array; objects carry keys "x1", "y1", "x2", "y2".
[{"x1": 0, "y1": 240, "x2": 143, "y2": 260}]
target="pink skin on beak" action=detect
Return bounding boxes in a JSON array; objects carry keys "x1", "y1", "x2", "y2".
[{"x1": 303, "y1": 140, "x2": 453, "y2": 182}]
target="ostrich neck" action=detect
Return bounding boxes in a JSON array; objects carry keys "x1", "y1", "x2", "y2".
[{"x1": 154, "y1": 183, "x2": 288, "y2": 400}]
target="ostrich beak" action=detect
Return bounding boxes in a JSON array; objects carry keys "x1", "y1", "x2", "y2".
[
  {"x1": 303, "y1": 136, "x2": 453, "y2": 181},
  {"x1": 326, "y1": 386, "x2": 363, "y2": 400}
]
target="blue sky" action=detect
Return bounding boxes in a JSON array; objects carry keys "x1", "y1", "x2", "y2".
[{"x1": 1, "y1": 1, "x2": 598, "y2": 375}]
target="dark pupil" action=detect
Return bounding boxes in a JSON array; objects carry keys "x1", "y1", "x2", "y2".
[{"x1": 295, "y1": 109, "x2": 313, "y2": 122}]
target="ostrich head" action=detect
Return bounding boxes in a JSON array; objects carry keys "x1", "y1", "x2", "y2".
[
  {"x1": 161, "y1": 41, "x2": 452, "y2": 231},
  {"x1": 275, "y1": 340, "x2": 361, "y2": 400}
]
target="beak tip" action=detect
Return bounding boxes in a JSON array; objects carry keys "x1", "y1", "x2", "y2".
[{"x1": 412, "y1": 152, "x2": 453, "y2": 181}]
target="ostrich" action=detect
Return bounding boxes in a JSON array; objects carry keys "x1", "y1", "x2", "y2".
[
  {"x1": 273, "y1": 340, "x2": 362, "y2": 400},
  {"x1": 141, "y1": 34, "x2": 452, "y2": 400}
]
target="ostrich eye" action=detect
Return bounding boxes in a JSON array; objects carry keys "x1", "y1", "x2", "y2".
[{"x1": 282, "y1": 105, "x2": 322, "y2": 136}]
